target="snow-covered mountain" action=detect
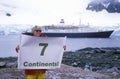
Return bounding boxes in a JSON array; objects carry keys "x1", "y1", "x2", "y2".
[
  {"x1": 0, "y1": 24, "x2": 33, "y2": 35},
  {"x1": 0, "y1": 0, "x2": 81, "y2": 25},
  {"x1": 0, "y1": 0, "x2": 120, "y2": 35},
  {"x1": 0, "y1": 0, "x2": 120, "y2": 26}
]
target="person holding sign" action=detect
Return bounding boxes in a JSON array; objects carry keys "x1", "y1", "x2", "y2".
[
  {"x1": 16, "y1": 25, "x2": 66, "y2": 79},
  {"x1": 16, "y1": 26, "x2": 47, "y2": 79}
]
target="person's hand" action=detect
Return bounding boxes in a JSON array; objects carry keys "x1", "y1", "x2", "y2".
[
  {"x1": 15, "y1": 45, "x2": 20, "y2": 53},
  {"x1": 63, "y1": 45, "x2": 66, "y2": 50}
]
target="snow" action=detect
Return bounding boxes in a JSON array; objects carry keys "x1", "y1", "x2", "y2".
[{"x1": 0, "y1": 0, "x2": 120, "y2": 26}]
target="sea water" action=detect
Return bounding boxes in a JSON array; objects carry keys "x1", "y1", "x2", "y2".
[{"x1": 0, "y1": 34, "x2": 120, "y2": 57}]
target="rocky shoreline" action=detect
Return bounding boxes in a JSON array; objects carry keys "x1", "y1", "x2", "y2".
[
  {"x1": 63, "y1": 47, "x2": 120, "y2": 71},
  {"x1": 0, "y1": 47, "x2": 120, "y2": 79},
  {"x1": 0, "y1": 64, "x2": 113, "y2": 79}
]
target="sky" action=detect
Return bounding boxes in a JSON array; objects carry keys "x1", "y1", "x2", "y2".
[{"x1": 0, "y1": 0, "x2": 120, "y2": 27}]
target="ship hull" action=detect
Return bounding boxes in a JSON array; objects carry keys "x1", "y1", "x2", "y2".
[{"x1": 44, "y1": 30, "x2": 113, "y2": 38}]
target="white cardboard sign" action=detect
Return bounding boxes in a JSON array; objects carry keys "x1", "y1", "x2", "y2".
[{"x1": 18, "y1": 35, "x2": 66, "y2": 69}]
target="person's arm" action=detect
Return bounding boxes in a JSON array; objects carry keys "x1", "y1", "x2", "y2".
[{"x1": 15, "y1": 45, "x2": 20, "y2": 53}]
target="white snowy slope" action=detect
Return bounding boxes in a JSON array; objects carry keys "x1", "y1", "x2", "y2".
[{"x1": 0, "y1": 0, "x2": 120, "y2": 26}]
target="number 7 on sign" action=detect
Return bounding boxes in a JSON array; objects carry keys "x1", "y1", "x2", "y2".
[{"x1": 39, "y1": 43, "x2": 48, "y2": 56}]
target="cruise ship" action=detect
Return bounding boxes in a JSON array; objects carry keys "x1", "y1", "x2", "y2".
[
  {"x1": 42, "y1": 25, "x2": 113, "y2": 38},
  {"x1": 22, "y1": 25, "x2": 113, "y2": 38},
  {"x1": 23, "y1": 19, "x2": 114, "y2": 38}
]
